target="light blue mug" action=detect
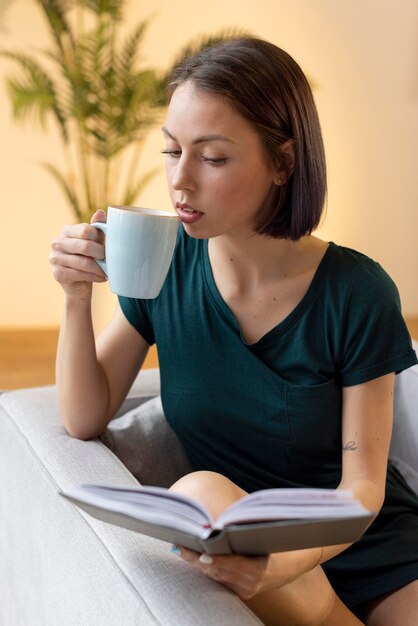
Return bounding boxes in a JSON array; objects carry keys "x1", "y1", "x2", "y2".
[{"x1": 92, "y1": 205, "x2": 179, "y2": 299}]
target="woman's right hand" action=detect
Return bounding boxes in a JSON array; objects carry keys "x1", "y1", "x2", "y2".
[{"x1": 49, "y1": 209, "x2": 108, "y2": 299}]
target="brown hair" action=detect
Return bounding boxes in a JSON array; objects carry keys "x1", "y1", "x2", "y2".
[{"x1": 168, "y1": 36, "x2": 327, "y2": 240}]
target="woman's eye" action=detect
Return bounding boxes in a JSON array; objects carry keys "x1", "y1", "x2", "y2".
[
  {"x1": 161, "y1": 149, "x2": 181, "y2": 158},
  {"x1": 202, "y1": 156, "x2": 227, "y2": 167},
  {"x1": 161, "y1": 150, "x2": 227, "y2": 167}
]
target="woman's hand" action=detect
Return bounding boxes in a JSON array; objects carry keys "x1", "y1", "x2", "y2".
[
  {"x1": 173, "y1": 547, "x2": 292, "y2": 600},
  {"x1": 49, "y1": 210, "x2": 107, "y2": 299}
]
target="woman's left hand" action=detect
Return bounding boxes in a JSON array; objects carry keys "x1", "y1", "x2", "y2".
[{"x1": 173, "y1": 546, "x2": 287, "y2": 599}]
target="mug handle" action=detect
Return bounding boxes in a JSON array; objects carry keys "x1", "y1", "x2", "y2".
[{"x1": 91, "y1": 222, "x2": 108, "y2": 275}]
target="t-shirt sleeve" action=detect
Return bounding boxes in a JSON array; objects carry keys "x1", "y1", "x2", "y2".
[
  {"x1": 339, "y1": 260, "x2": 417, "y2": 386},
  {"x1": 118, "y1": 296, "x2": 155, "y2": 345}
]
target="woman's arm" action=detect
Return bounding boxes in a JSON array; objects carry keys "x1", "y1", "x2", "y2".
[
  {"x1": 283, "y1": 372, "x2": 396, "y2": 575},
  {"x1": 270, "y1": 373, "x2": 395, "y2": 583},
  {"x1": 51, "y1": 211, "x2": 150, "y2": 440},
  {"x1": 56, "y1": 303, "x2": 149, "y2": 440},
  {"x1": 338, "y1": 372, "x2": 395, "y2": 512}
]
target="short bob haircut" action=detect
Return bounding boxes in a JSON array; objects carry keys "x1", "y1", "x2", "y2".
[{"x1": 168, "y1": 36, "x2": 327, "y2": 240}]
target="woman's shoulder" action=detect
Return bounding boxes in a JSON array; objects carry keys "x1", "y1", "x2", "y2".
[
  {"x1": 325, "y1": 241, "x2": 399, "y2": 300},
  {"x1": 322, "y1": 243, "x2": 416, "y2": 385},
  {"x1": 327, "y1": 241, "x2": 385, "y2": 272}
]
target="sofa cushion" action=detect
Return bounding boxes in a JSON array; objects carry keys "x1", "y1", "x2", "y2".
[
  {"x1": 100, "y1": 396, "x2": 192, "y2": 488},
  {"x1": 390, "y1": 339, "x2": 418, "y2": 495}
]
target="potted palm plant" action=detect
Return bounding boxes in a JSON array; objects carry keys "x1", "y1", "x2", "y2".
[{"x1": 1, "y1": 0, "x2": 236, "y2": 221}]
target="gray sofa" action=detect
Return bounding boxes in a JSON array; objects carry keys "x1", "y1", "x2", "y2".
[{"x1": 1, "y1": 342, "x2": 417, "y2": 626}]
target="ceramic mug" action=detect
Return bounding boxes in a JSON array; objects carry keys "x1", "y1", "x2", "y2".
[{"x1": 92, "y1": 205, "x2": 179, "y2": 299}]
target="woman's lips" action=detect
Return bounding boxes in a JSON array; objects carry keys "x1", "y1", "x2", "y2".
[{"x1": 175, "y1": 203, "x2": 204, "y2": 225}]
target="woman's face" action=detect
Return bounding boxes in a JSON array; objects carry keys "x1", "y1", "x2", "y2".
[{"x1": 162, "y1": 81, "x2": 277, "y2": 239}]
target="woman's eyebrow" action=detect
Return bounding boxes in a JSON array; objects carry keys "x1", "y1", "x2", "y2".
[{"x1": 161, "y1": 126, "x2": 235, "y2": 144}]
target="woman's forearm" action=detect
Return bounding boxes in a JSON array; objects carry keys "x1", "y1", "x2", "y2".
[
  {"x1": 270, "y1": 477, "x2": 383, "y2": 588},
  {"x1": 56, "y1": 293, "x2": 111, "y2": 440}
]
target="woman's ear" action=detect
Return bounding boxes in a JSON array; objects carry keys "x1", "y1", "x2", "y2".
[{"x1": 274, "y1": 139, "x2": 295, "y2": 185}]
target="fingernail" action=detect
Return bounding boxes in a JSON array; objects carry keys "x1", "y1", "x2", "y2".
[
  {"x1": 170, "y1": 545, "x2": 182, "y2": 556},
  {"x1": 199, "y1": 553, "x2": 213, "y2": 565},
  {"x1": 95, "y1": 209, "x2": 106, "y2": 215}
]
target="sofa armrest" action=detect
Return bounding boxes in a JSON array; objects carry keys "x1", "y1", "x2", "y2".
[{"x1": 0, "y1": 383, "x2": 261, "y2": 626}]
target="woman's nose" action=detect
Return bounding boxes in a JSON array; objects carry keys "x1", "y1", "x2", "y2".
[{"x1": 170, "y1": 157, "x2": 196, "y2": 192}]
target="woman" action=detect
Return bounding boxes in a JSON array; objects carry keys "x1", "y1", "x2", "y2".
[{"x1": 50, "y1": 37, "x2": 418, "y2": 625}]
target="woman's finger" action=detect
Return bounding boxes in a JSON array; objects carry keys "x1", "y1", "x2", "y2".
[
  {"x1": 90, "y1": 209, "x2": 106, "y2": 223},
  {"x1": 50, "y1": 252, "x2": 107, "y2": 282},
  {"x1": 51, "y1": 236, "x2": 105, "y2": 260},
  {"x1": 171, "y1": 546, "x2": 266, "y2": 598},
  {"x1": 51, "y1": 263, "x2": 107, "y2": 284},
  {"x1": 173, "y1": 546, "x2": 200, "y2": 564},
  {"x1": 60, "y1": 222, "x2": 104, "y2": 243}
]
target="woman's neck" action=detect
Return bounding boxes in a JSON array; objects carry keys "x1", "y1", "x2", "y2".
[{"x1": 208, "y1": 232, "x2": 322, "y2": 290}]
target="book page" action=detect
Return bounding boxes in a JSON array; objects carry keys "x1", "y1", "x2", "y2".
[
  {"x1": 63, "y1": 484, "x2": 214, "y2": 536},
  {"x1": 215, "y1": 488, "x2": 371, "y2": 527}
]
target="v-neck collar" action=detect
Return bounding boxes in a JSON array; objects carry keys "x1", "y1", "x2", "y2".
[{"x1": 201, "y1": 239, "x2": 335, "y2": 347}]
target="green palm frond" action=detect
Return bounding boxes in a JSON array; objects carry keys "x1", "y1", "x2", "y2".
[
  {"x1": 81, "y1": 0, "x2": 124, "y2": 20},
  {"x1": 1, "y1": 50, "x2": 68, "y2": 138},
  {"x1": 114, "y1": 21, "x2": 148, "y2": 79},
  {"x1": 34, "y1": 0, "x2": 75, "y2": 56},
  {"x1": 42, "y1": 162, "x2": 83, "y2": 220},
  {"x1": 40, "y1": 32, "x2": 104, "y2": 126},
  {"x1": 78, "y1": 21, "x2": 111, "y2": 79},
  {"x1": 2, "y1": 0, "x2": 233, "y2": 220},
  {"x1": 85, "y1": 56, "x2": 162, "y2": 158},
  {"x1": 6, "y1": 78, "x2": 54, "y2": 126},
  {"x1": 119, "y1": 68, "x2": 162, "y2": 125}
]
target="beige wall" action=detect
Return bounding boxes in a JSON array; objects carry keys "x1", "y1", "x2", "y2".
[{"x1": 1, "y1": 0, "x2": 417, "y2": 328}]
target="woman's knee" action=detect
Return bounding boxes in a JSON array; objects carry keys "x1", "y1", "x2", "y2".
[{"x1": 169, "y1": 470, "x2": 247, "y2": 519}]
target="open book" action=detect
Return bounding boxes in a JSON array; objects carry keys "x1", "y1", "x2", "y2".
[{"x1": 60, "y1": 484, "x2": 374, "y2": 556}]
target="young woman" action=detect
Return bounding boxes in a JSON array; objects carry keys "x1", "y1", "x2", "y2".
[{"x1": 50, "y1": 37, "x2": 418, "y2": 626}]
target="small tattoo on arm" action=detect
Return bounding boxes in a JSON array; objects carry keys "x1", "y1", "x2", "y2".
[{"x1": 343, "y1": 440, "x2": 359, "y2": 451}]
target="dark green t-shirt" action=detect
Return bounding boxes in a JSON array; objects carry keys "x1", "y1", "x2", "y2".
[{"x1": 119, "y1": 228, "x2": 417, "y2": 493}]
